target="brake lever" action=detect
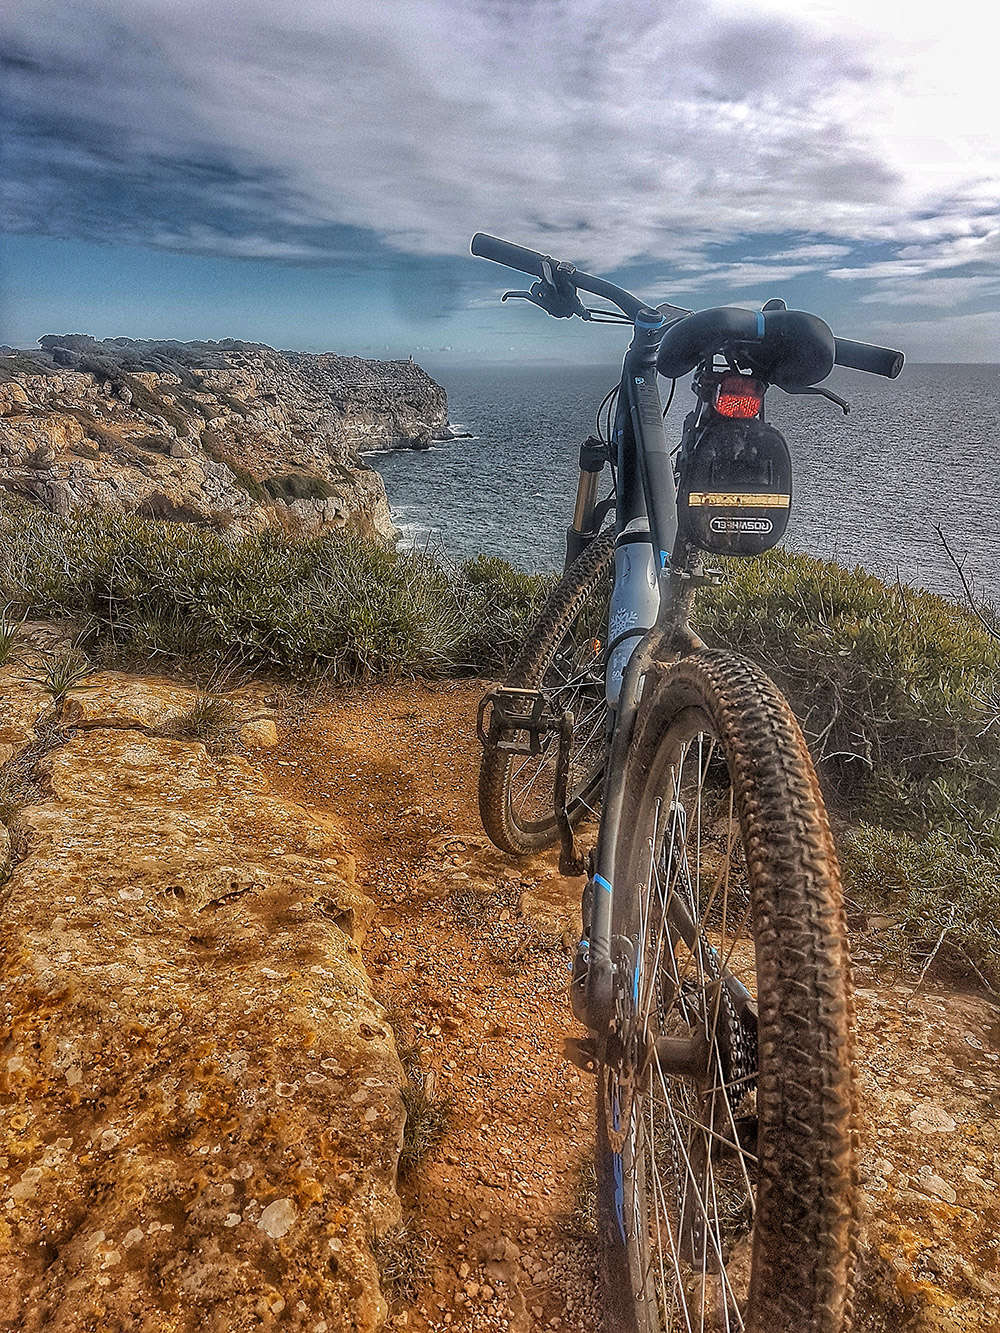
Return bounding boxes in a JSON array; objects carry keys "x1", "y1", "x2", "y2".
[
  {"x1": 500, "y1": 261, "x2": 589, "y2": 319},
  {"x1": 501, "y1": 289, "x2": 543, "y2": 306},
  {"x1": 784, "y1": 385, "x2": 851, "y2": 414}
]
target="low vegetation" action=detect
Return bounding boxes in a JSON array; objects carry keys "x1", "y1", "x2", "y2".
[
  {"x1": 698, "y1": 550, "x2": 1000, "y2": 835},
  {"x1": 698, "y1": 551, "x2": 1000, "y2": 986},
  {"x1": 399, "y1": 1082, "x2": 453, "y2": 1172},
  {"x1": 0, "y1": 505, "x2": 548, "y2": 682},
  {"x1": 0, "y1": 499, "x2": 995, "y2": 986},
  {"x1": 23, "y1": 648, "x2": 94, "y2": 705},
  {"x1": 370, "y1": 1219, "x2": 435, "y2": 1305},
  {"x1": 263, "y1": 472, "x2": 338, "y2": 503},
  {"x1": 0, "y1": 609, "x2": 21, "y2": 667},
  {"x1": 842, "y1": 823, "x2": 1000, "y2": 989},
  {"x1": 166, "y1": 693, "x2": 237, "y2": 746},
  {"x1": 384, "y1": 1007, "x2": 453, "y2": 1174}
]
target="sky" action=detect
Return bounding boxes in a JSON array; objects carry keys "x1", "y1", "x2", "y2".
[{"x1": 2, "y1": 0, "x2": 997, "y2": 362}]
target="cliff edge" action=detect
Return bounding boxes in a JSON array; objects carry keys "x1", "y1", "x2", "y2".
[{"x1": 0, "y1": 338, "x2": 450, "y2": 539}]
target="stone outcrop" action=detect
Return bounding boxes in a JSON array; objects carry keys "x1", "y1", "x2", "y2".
[
  {"x1": 283, "y1": 353, "x2": 449, "y2": 453},
  {"x1": 853, "y1": 984, "x2": 1000, "y2": 1332},
  {"x1": 0, "y1": 338, "x2": 451, "y2": 538},
  {"x1": 0, "y1": 668, "x2": 406, "y2": 1331}
]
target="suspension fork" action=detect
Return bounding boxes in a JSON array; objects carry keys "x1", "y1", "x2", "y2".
[
  {"x1": 571, "y1": 579, "x2": 696, "y2": 1034},
  {"x1": 564, "y1": 436, "x2": 610, "y2": 570}
]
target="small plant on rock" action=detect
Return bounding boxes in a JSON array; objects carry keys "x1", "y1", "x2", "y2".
[
  {"x1": 399, "y1": 1080, "x2": 452, "y2": 1172},
  {"x1": 0, "y1": 606, "x2": 22, "y2": 667},
  {"x1": 24, "y1": 648, "x2": 93, "y2": 705},
  {"x1": 0, "y1": 776, "x2": 23, "y2": 827},
  {"x1": 370, "y1": 1218, "x2": 435, "y2": 1305},
  {"x1": 385, "y1": 1005, "x2": 453, "y2": 1172},
  {"x1": 167, "y1": 693, "x2": 237, "y2": 745}
]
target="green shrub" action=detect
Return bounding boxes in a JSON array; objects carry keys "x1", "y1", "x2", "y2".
[
  {"x1": 842, "y1": 822, "x2": 1000, "y2": 987},
  {"x1": 456, "y1": 555, "x2": 551, "y2": 674},
  {"x1": 263, "y1": 472, "x2": 338, "y2": 503},
  {"x1": 697, "y1": 550, "x2": 1000, "y2": 837},
  {"x1": 0, "y1": 351, "x2": 54, "y2": 381},
  {"x1": 0, "y1": 507, "x2": 542, "y2": 684}
]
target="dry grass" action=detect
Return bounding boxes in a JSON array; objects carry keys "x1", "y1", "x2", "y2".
[
  {"x1": 166, "y1": 693, "x2": 237, "y2": 745},
  {"x1": 370, "y1": 1219, "x2": 435, "y2": 1305}
]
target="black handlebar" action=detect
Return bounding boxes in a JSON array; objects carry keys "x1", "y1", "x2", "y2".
[
  {"x1": 471, "y1": 232, "x2": 905, "y2": 381},
  {"x1": 471, "y1": 232, "x2": 649, "y2": 320},
  {"x1": 471, "y1": 232, "x2": 548, "y2": 279},
  {"x1": 833, "y1": 337, "x2": 904, "y2": 379}
]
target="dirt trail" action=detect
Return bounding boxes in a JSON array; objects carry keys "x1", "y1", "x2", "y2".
[
  {"x1": 262, "y1": 680, "x2": 599, "y2": 1332},
  {"x1": 262, "y1": 679, "x2": 1000, "y2": 1333}
]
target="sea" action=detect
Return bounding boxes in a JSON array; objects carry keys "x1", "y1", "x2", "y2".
[{"x1": 369, "y1": 362, "x2": 1000, "y2": 605}]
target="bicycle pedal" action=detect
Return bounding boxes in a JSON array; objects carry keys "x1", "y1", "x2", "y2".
[
  {"x1": 674, "y1": 567, "x2": 726, "y2": 587},
  {"x1": 476, "y1": 686, "x2": 560, "y2": 757}
]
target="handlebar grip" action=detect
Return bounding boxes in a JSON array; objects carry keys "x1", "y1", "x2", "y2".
[
  {"x1": 470, "y1": 233, "x2": 548, "y2": 279},
  {"x1": 834, "y1": 337, "x2": 904, "y2": 379}
]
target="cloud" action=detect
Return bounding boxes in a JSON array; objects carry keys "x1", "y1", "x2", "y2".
[
  {"x1": 768, "y1": 244, "x2": 852, "y2": 262},
  {"x1": 858, "y1": 275, "x2": 1000, "y2": 307},
  {"x1": 862, "y1": 309, "x2": 1000, "y2": 363},
  {"x1": 2, "y1": 0, "x2": 997, "y2": 278},
  {"x1": 658, "y1": 260, "x2": 818, "y2": 295}
]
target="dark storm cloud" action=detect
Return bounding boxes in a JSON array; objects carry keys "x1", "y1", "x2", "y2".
[{"x1": 1, "y1": 0, "x2": 996, "y2": 299}]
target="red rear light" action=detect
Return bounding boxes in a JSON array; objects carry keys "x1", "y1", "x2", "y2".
[{"x1": 715, "y1": 375, "x2": 762, "y2": 419}]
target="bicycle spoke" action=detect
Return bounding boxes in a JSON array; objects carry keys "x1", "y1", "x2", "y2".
[{"x1": 611, "y1": 718, "x2": 759, "y2": 1333}]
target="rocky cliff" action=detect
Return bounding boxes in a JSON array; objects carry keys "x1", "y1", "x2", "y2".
[{"x1": 0, "y1": 338, "x2": 451, "y2": 539}]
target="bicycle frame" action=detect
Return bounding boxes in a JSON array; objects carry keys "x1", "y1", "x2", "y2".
[
  {"x1": 469, "y1": 230, "x2": 902, "y2": 1039},
  {"x1": 571, "y1": 316, "x2": 717, "y2": 1035}
]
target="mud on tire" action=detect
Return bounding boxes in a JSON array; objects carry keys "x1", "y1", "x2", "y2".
[{"x1": 597, "y1": 650, "x2": 858, "y2": 1333}]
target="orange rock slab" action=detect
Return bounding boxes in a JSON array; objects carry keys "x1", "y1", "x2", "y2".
[{"x1": 0, "y1": 677, "x2": 404, "y2": 1332}]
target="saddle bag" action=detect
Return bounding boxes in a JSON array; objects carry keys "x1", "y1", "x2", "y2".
[{"x1": 676, "y1": 417, "x2": 792, "y2": 556}]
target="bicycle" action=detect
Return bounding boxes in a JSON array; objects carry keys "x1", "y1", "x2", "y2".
[{"x1": 471, "y1": 232, "x2": 904, "y2": 1333}]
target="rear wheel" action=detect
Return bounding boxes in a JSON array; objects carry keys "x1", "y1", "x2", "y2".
[
  {"x1": 598, "y1": 651, "x2": 858, "y2": 1333},
  {"x1": 479, "y1": 530, "x2": 614, "y2": 856}
]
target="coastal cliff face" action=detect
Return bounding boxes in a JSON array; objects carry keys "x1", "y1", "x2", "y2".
[{"x1": 0, "y1": 338, "x2": 450, "y2": 539}]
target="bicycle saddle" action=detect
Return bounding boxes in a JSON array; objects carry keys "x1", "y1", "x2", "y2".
[{"x1": 656, "y1": 306, "x2": 836, "y2": 389}]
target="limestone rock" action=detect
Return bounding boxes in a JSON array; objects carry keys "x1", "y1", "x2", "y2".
[
  {"x1": 1, "y1": 338, "x2": 450, "y2": 540},
  {"x1": 0, "y1": 670, "x2": 405, "y2": 1331},
  {"x1": 0, "y1": 666, "x2": 51, "y2": 764},
  {"x1": 239, "y1": 718, "x2": 279, "y2": 749},
  {"x1": 60, "y1": 673, "x2": 203, "y2": 730},
  {"x1": 855, "y1": 987, "x2": 1000, "y2": 1331}
]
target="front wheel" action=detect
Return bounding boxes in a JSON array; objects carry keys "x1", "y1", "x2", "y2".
[{"x1": 598, "y1": 651, "x2": 858, "y2": 1333}]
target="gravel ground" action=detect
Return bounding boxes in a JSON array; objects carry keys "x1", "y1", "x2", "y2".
[{"x1": 262, "y1": 678, "x2": 1000, "y2": 1333}]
